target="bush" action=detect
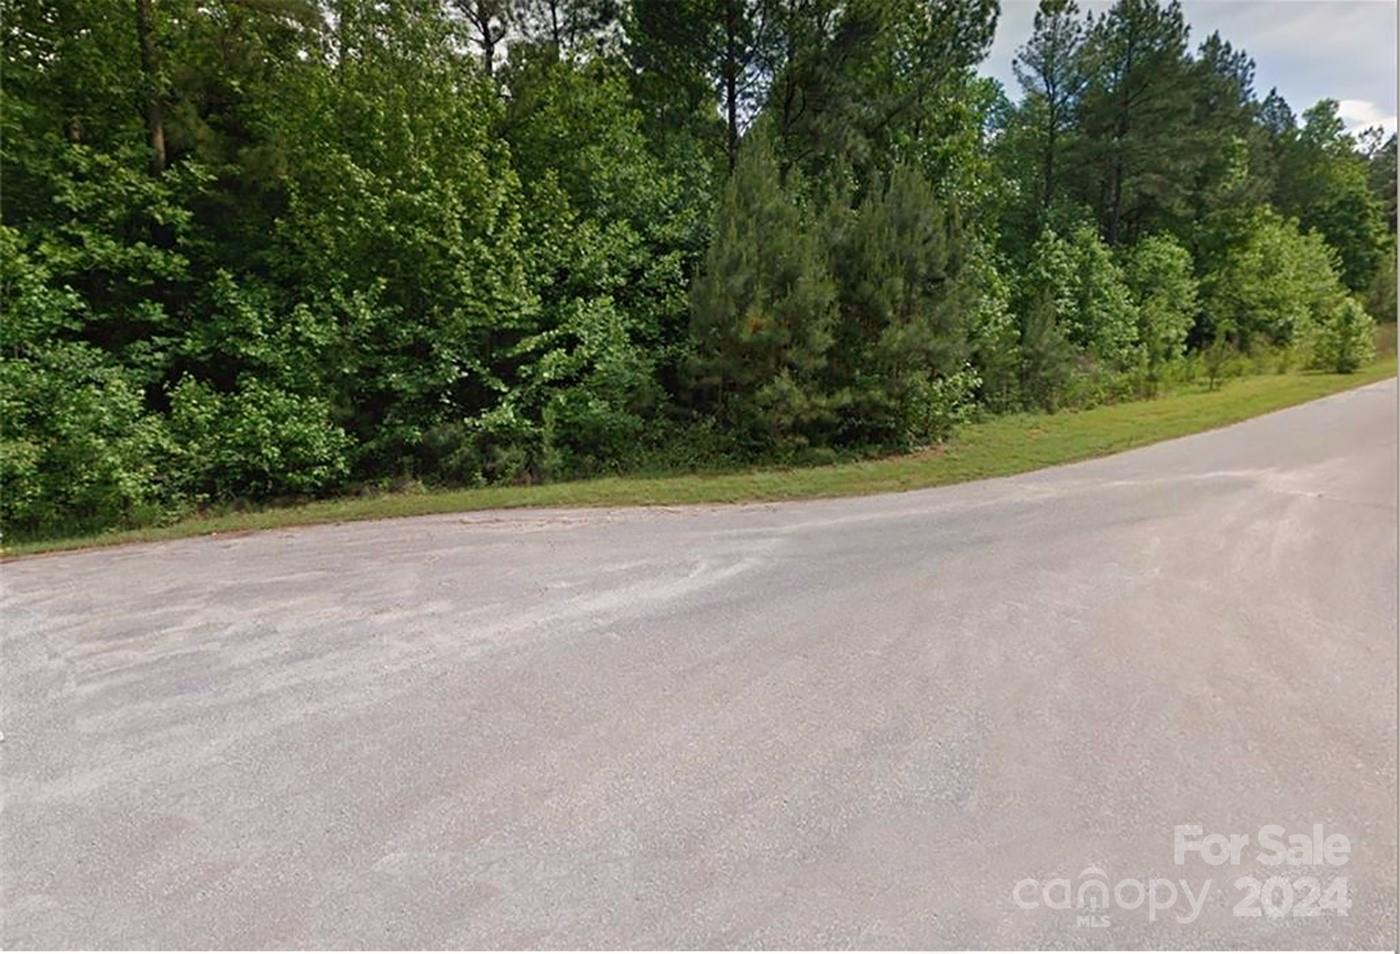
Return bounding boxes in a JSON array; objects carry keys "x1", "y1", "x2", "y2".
[
  {"x1": 1201, "y1": 333, "x2": 1250, "y2": 390},
  {"x1": 166, "y1": 378, "x2": 351, "y2": 501},
  {"x1": 0, "y1": 342, "x2": 167, "y2": 537},
  {"x1": 1065, "y1": 226, "x2": 1139, "y2": 366},
  {"x1": 1018, "y1": 285, "x2": 1075, "y2": 411},
  {"x1": 904, "y1": 365, "x2": 983, "y2": 444},
  {"x1": 528, "y1": 298, "x2": 657, "y2": 479},
  {"x1": 1126, "y1": 234, "x2": 1198, "y2": 379},
  {"x1": 1308, "y1": 298, "x2": 1377, "y2": 373},
  {"x1": 1061, "y1": 361, "x2": 1142, "y2": 410},
  {"x1": 1203, "y1": 209, "x2": 1347, "y2": 348}
]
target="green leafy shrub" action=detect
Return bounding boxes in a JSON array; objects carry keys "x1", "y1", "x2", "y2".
[
  {"x1": 1126, "y1": 234, "x2": 1198, "y2": 380},
  {"x1": 166, "y1": 378, "x2": 351, "y2": 501},
  {"x1": 502, "y1": 298, "x2": 658, "y2": 481},
  {"x1": 903, "y1": 365, "x2": 984, "y2": 444},
  {"x1": 1202, "y1": 209, "x2": 1348, "y2": 348},
  {"x1": 965, "y1": 247, "x2": 1023, "y2": 412},
  {"x1": 1061, "y1": 361, "x2": 1144, "y2": 410},
  {"x1": 1308, "y1": 298, "x2": 1377, "y2": 373},
  {"x1": 0, "y1": 342, "x2": 167, "y2": 537},
  {"x1": 1065, "y1": 226, "x2": 1139, "y2": 367}
]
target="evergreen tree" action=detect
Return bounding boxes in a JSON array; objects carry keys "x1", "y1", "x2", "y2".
[
  {"x1": 1017, "y1": 228, "x2": 1077, "y2": 408},
  {"x1": 1013, "y1": 0, "x2": 1087, "y2": 212},
  {"x1": 1360, "y1": 130, "x2": 1397, "y2": 233},
  {"x1": 1018, "y1": 288, "x2": 1075, "y2": 410},
  {"x1": 689, "y1": 130, "x2": 836, "y2": 447},
  {"x1": 774, "y1": 0, "x2": 999, "y2": 186},
  {"x1": 628, "y1": 0, "x2": 778, "y2": 170},
  {"x1": 1285, "y1": 102, "x2": 1390, "y2": 292},
  {"x1": 826, "y1": 164, "x2": 975, "y2": 447},
  {"x1": 1075, "y1": 0, "x2": 1195, "y2": 244}
]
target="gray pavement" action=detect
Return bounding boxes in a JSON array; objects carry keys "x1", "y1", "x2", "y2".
[{"x1": 2, "y1": 378, "x2": 1397, "y2": 949}]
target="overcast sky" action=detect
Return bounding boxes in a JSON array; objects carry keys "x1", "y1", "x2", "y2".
[{"x1": 981, "y1": 0, "x2": 1398, "y2": 136}]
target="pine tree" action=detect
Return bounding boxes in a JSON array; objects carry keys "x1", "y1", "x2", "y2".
[
  {"x1": 1019, "y1": 288, "x2": 1074, "y2": 410},
  {"x1": 1075, "y1": 0, "x2": 1195, "y2": 244},
  {"x1": 689, "y1": 129, "x2": 836, "y2": 447},
  {"x1": 1013, "y1": 0, "x2": 1087, "y2": 211},
  {"x1": 824, "y1": 164, "x2": 974, "y2": 447},
  {"x1": 1018, "y1": 229, "x2": 1076, "y2": 408}
]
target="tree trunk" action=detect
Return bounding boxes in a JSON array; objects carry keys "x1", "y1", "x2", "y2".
[
  {"x1": 1106, "y1": 110, "x2": 1128, "y2": 245},
  {"x1": 1106, "y1": 158, "x2": 1122, "y2": 244},
  {"x1": 134, "y1": 0, "x2": 166, "y2": 176},
  {"x1": 724, "y1": 0, "x2": 739, "y2": 170},
  {"x1": 1106, "y1": 37, "x2": 1136, "y2": 245},
  {"x1": 482, "y1": 22, "x2": 496, "y2": 76}
]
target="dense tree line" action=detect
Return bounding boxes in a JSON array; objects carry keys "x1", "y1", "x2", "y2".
[{"x1": 2, "y1": 0, "x2": 1394, "y2": 537}]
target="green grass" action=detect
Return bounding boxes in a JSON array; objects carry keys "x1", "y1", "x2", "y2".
[{"x1": 8, "y1": 358, "x2": 1394, "y2": 557}]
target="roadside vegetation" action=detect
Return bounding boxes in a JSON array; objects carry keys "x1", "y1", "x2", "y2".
[
  {"x1": 8, "y1": 354, "x2": 1393, "y2": 556},
  {"x1": 3, "y1": 0, "x2": 1396, "y2": 548}
]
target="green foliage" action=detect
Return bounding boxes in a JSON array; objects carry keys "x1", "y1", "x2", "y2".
[
  {"x1": 1012, "y1": 0, "x2": 1087, "y2": 214},
  {"x1": 166, "y1": 378, "x2": 351, "y2": 500},
  {"x1": 2, "y1": 0, "x2": 1394, "y2": 540},
  {"x1": 826, "y1": 164, "x2": 975, "y2": 447},
  {"x1": 1, "y1": 343, "x2": 166, "y2": 536},
  {"x1": 965, "y1": 248, "x2": 1023, "y2": 411},
  {"x1": 1125, "y1": 233, "x2": 1198, "y2": 375},
  {"x1": 1018, "y1": 288, "x2": 1075, "y2": 410},
  {"x1": 1308, "y1": 298, "x2": 1377, "y2": 374},
  {"x1": 0, "y1": 226, "x2": 84, "y2": 349},
  {"x1": 1075, "y1": 0, "x2": 1195, "y2": 244},
  {"x1": 1015, "y1": 229, "x2": 1077, "y2": 408},
  {"x1": 1022, "y1": 227, "x2": 1078, "y2": 313},
  {"x1": 1271, "y1": 101, "x2": 1390, "y2": 292},
  {"x1": 1064, "y1": 226, "x2": 1139, "y2": 364},
  {"x1": 1364, "y1": 244, "x2": 1397, "y2": 323},
  {"x1": 688, "y1": 131, "x2": 836, "y2": 447},
  {"x1": 1017, "y1": 226, "x2": 1137, "y2": 378},
  {"x1": 767, "y1": 0, "x2": 999, "y2": 186},
  {"x1": 473, "y1": 297, "x2": 658, "y2": 481},
  {"x1": 1202, "y1": 209, "x2": 1348, "y2": 348},
  {"x1": 0, "y1": 227, "x2": 166, "y2": 536},
  {"x1": 1201, "y1": 332, "x2": 1233, "y2": 391}
]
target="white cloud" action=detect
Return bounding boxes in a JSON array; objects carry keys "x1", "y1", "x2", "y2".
[{"x1": 1337, "y1": 99, "x2": 1397, "y2": 137}]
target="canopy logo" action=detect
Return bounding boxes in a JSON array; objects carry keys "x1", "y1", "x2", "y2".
[
  {"x1": 1011, "y1": 867, "x2": 1209, "y2": 927},
  {"x1": 1012, "y1": 824, "x2": 1353, "y2": 929}
]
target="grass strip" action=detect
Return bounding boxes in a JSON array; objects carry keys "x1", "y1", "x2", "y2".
[{"x1": 8, "y1": 359, "x2": 1394, "y2": 558}]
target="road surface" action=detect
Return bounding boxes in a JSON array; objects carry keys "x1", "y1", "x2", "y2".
[{"x1": 3, "y1": 379, "x2": 1396, "y2": 948}]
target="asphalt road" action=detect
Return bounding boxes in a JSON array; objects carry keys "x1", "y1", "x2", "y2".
[{"x1": 3, "y1": 379, "x2": 1396, "y2": 949}]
